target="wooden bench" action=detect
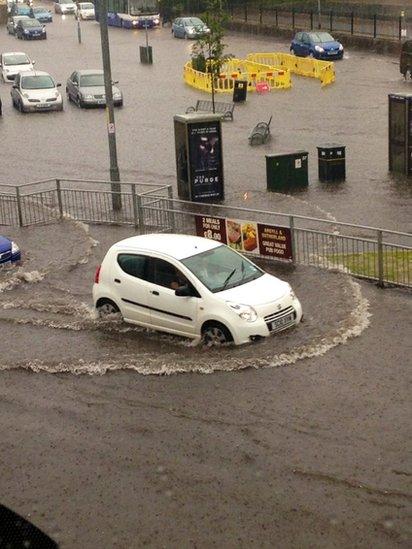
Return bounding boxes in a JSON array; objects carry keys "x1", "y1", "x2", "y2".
[
  {"x1": 249, "y1": 116, "x2": 272, "y2": 146},
  {"x1": 186, "y1": 99, "x2": 235, "y2": 121}
]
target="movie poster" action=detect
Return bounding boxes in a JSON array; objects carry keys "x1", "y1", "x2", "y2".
[{"x1": 188, "y1": 121, "x2": 224, "y2": 202}]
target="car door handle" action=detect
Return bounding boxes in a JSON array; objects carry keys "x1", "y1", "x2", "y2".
[
  {"x1": 114, "y1": 278, "x2": 121, "y2": 284},
  {"x1": 151, "y1": 290, "x2": 159, "y2": 296}
]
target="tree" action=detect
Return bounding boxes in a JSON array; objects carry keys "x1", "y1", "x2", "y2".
[{"x1": 191, "y1": 0, "x2": 229, "y2": 113}]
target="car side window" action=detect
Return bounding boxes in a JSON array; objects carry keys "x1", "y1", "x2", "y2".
[
  {"x1": 117, "y1": 254, "x2": 148, "y2": 280},
  {"x1": 150, "y1": 258, "x2": 188, "y2": 290},
  {"x1": 295, "y1": 32, "x2": 302, "y2": 41},
  {"x1": 302, "y1": 33, "x2": 310, "y2": 44}
]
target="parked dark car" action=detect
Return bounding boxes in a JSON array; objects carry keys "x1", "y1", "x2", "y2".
[
  {"x1": 290, "y1": 31, "x2": 344, "y2": 60},
  {"x1": 29, "y1": 6, "x2": 53, "y2": 23},
  {"x1": 15, "y1": 18, "x2": 47, "y2": 39},
  {"x1": 7, "y1": 14, "x2": 30, "y2": 34},
  {"x1": 0, "y1": 235, "x2": 21, "y2": 265},
  {"x1": 400, "y1": 40, "x2": 412, "y2": 80}
]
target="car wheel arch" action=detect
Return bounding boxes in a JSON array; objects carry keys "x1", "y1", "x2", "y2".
[{"x1": 201, "y1": 319, "x2": 233, "y2": 345}]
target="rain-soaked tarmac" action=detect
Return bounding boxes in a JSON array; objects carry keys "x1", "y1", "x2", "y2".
[{"x1": 0, "y1": 6, "x2": 411, "y2": 548}]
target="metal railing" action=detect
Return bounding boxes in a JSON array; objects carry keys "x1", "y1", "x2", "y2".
[
  {"x1": 1, "y1": 182, "x2": 410, "y2": 288},
  {"x1": 225, "y1": 2, "x2": 411, "y2": 41}
]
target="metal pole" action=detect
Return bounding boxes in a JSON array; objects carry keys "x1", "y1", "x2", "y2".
[
  {"x1": 377, "y1": 230, "x2": 384, "y2": 287},
  {"x1": 98, "y1": 0, "x2": 121, "y2": 211},
  {"x1": 56, "y1": 178, "x2": 63, "y2": 219},
  {"x1": 317, "y1": 0, "x2": 321, "y2": 29},
  {"x1": 77, "y1": 13, "x2": 81, "y2": 43}
]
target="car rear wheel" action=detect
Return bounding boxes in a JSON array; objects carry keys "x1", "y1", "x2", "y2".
[
  {"x1": 97, "y1": 299, "x2": 120, "y2": 317},
  {"x1": 202, "y1": 322, "x2": 233, "y2": 346}
]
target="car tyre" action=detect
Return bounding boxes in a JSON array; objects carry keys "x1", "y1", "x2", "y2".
[
  {"x1": 290, "y1": 48, "x2": 296, "y2": 56},
  {"x1": 18, "y1": 100, "x2": 25, "y2": 113},
  {"x1": 97, "y1": 300, "x2": 120, "y2": 317},
  {"x1": 201, "y1": 322, "x2": 233, "y2": 346},
  {"x1": 309, "y1": 52, "x2": 315, "y2": 59}
]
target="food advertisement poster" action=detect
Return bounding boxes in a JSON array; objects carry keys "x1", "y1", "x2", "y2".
[
  {"x1": 188, "y1": 122, "x2": 224, "y2": 202},
  {"x1": 195, "y1": 215, "x2": 292, "y2": 260}
]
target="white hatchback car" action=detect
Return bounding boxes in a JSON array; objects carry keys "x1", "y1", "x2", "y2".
[
  {"x1": 0, "y1": 51, "x2": 34, "y2": 83},
  {"x1": 93, "y1": 234, "x2": 302, "y2": 346},
  {"x1": 54, "y1": 0, "x2": 76, "y2": 14},
  {"x1": 11, "y1": 70, "x2": 63, "y2": 113},
  {"x1": 76, "y1": 2, "x2": 95, "y2": 20}
]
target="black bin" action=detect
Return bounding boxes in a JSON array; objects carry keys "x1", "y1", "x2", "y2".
[
  {"x1": 317, "y1": 143, "x2": 346, "y2": 181},
  {"x1": 233, "y1": 80, "x2": 247, "y2": 103},
  {"x1": 140, "y1": 45, "x2": 153, "y2": 64}
]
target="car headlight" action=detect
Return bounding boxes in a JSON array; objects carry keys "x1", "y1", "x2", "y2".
[
  {"x1": 42, "y1": 27, "x2": 46, "y2": 32},
  {"x1": 132, "y1": 20, "x2": 138, "y2": 26},
  {"x1": 315, "y1": 45, "x2": 324, "y2": 52},
  {"x1": 5, "y1": 69, "x2": 10, "y2": 73},
  {"x1": 24, "y1": 29, "x2": 29, "y2": 34},
  {"x1": 226, "y1": 301, "x2": 257, "y2": 323},
  {"x1": 113, "y1": 92, "x2": 121, "y2": 98},
  {"x1": 11, "y1": 241, "x2": 20, "y2": 254},
  {"x1": 187, "y1": 27, "x2": 195, "y2": 34},
  {"x1": 153, "y1": 18, "x2": 159, "y2": 24},
  {"x1": 23, "y1": 93, "x2": 29, "y2": 98},
  {"x1": 339, "y1": 44, "x2": 343, "y2": 50}
]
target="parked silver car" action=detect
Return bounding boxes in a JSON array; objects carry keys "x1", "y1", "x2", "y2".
[{"x1": 66, "y1": 69, "x2": 123, "y2": 108}]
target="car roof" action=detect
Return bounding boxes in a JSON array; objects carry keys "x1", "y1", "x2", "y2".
[
  {"x1": 76, "y1": 69, "x2": 103, "y2": 76},
  {"x1": 112, "y1": 234, "x2": 221, "y2": 260},
  {"x1": 20, "y1": 70, "x2": 52, "y2": 77},
  {"x1": 2, "y1": 51, "x2": 29, "y2": 57}
]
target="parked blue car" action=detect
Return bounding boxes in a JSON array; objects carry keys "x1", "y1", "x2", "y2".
[
  {"x1": 29, "y1": 6, "x2": 53, "y2": 23},
  {"x1": 290, "y1": 31, "x2": 344, "y2": 60},
  {"x1": 0, "y1": 235, "x2": 21, "y2": 265}
]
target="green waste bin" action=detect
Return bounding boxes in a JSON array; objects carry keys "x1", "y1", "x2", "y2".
[
  {"x1": 266, "y1": 151, "x2": 309, "y2": 191},
  {"x1": 140, "y1": 45, "x2": 153, "y2": 64}
]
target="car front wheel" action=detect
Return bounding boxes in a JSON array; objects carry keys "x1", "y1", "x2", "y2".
[{"x1": 201, "y1": 322, "x2": 233, "y2": 346}]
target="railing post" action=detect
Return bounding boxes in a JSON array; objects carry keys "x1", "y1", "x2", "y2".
[
  {"x1": 15, "y1": 186, "x2": 23, "y2": 227},
  {"x1": 244, "y1": 2, "x2": 247, "y2": 22},
  {"x1": 292, "y1": 8, "x2": 295, "y2": 31},
  {"x1": 167, "y1": 185, "x2": 175, "y2": 232},
  {"x1": 259, "y1": 5, "x2": 262, "y2": 25},
  {"x1": 351, "y1": 11, "x2": 354, "y2": 35},
  {"x1": 310, "y1": 10, "x2": 313, "y2": 30},
  {"x1": 373, "y1": 14, "x2": 377, "y2": 38},
  {"x1": 377, "y1": 229, "x2": 384, "y2": 287},
  {"x1": 131, "y1": 184, "x2": 139, "y2": 228},
  {"x1": 275, "y1": 8, "x2": 278, "y2": 27},
  {"x1": 136, "y1": 192, "x2": 145, "y2": 233},
  {"x1": 329, "y1": 10, "x2": 333, "y2": 31},
  {"x1": 56, "y1": 178, "x2": 63, "y2": 219},
  {"x1": 289, "y1": 215, "x2": 295, "y2": 265},
  {"x1": 398, "y1": 16, "x2": 402, "y2": 40}
]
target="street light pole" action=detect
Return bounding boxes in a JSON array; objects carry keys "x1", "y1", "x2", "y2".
[{"x1": 98, "y1": 0, "x2": 121, "y2": 211}]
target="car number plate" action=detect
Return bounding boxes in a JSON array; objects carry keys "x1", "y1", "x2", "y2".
[
  {"x1": 37, "y1": 103, "x2": 50, "y2": 109},
  {"x1": 270, "y1": 313, "x2": 294, "y2": 331}
]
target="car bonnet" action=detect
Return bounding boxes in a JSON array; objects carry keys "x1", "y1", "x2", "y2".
[{"x1": 215, "y1": 273, "x2": 290, "y2": 306}]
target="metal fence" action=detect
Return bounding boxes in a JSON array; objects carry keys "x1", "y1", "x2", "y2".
[
  {"x1": 0, "y1": 181, "x2": 410, "y2": 288},
  {"x1": 227, "y1": 2, "x2": 412, "y2": 41}
]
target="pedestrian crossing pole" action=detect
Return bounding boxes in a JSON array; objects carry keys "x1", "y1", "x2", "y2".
[{"x1": 98, "y1": 0, "x2": 122, "y2": 211}]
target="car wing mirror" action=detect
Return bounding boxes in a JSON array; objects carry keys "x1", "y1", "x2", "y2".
[
  {"x1": 56, "y1": 82, "x2": 61, "y2": 87},
  {"x1": 112, "y1": 80, "x2": 119, "y2": 84}
]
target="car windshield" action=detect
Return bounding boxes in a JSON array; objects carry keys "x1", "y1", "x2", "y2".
[
  {"x1": 22, "y1": 19, "x2": 41, "y2": 26},
  {"x1": 181, "y1": 245, "x2": 264, "y2": 293},
  {"x1": 16, "y1": 7, "x2": 30, "y2": 13},
  {"x1": 80, "y1": 3, "x2": 94, "y2": 8},
  {"x1": 33, "y1": 8, "x2": 48, "y2": 13},
  {"x1": 60, "y1": 0, "x2": 73, "y2": 4},
  {"x1": 310, "y1": 32, "x2": 334, "y2": 43},
  {"x1": 80, "y1": 73, "x2": 104, "y2": 87},
  {"x1": 21, "y1": 75, "x2": 55, "y2": 89},
  {"x1": 185, "y1": 18, "x2": 203, "y2": 26},
  {"x1": 3, "y1": 53, "x2": 30, "y2": 65}
]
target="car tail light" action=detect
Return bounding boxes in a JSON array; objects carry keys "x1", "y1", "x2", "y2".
[{"x1": 94, "y1": 265, "x2": 101, "y2": 284}]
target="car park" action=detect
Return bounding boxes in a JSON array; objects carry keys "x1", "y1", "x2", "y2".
[
  {"x1": 11, "y1": 70, "x2": 63, "y2": 112},
  {"x1": 29, "y1": 6, "x2": 53, "y2": 23},
  {"x1": 93, "y1": 234, "x2": 302, "y2": 346},
  {"x1": 15, "y1": 18, "x2": 47, "y2": 40},
  {"x1": 66, "y1": 69, "x2": 123, "y2": 107},
  {"x1": 171, "y1": 17, "x2": 210, "y2": 39},
  {"x1": 0, "y1": 52, "x2": 34, "y2": 83},
  {"x1": 9, "y1": 3, "x2": 31, "y2": 17},
  {"x1": 0, "y1": 235, "x2": 21, "y2": 265},
  {"x1": 290, "y1": 31, "x2": 344, "y2": 60},
  {"x1": 54, "y1": 0, "x2": 76, "y2": 15},
  {"x1": 76, "y1": 2, "x2": 95, "y2": 20},
  {"x1": 7, "y1": 15, "x2": 30, "y2": 35}
]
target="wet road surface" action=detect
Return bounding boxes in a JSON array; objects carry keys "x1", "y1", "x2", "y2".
[{"x1": 0, "y1": 8, "x2": 411, "y2": 549}]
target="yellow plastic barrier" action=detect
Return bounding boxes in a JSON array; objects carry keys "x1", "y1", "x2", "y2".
[
  {"x1": 183, "y1": 58, "x2": 292, "y2": 94},
  {"x1": 247, "y1": 52, "x2": 335, "y2": 87}
]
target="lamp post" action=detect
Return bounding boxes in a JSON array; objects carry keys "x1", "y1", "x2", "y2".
[{"x1": 98, "y1": 0, "x2": 121, "y2": 211}]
